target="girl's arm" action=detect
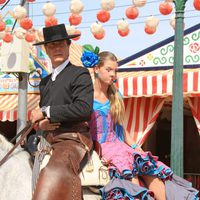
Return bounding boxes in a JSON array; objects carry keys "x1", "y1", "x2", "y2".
[
  {"x1": 124, "y1": 129, "x2": 136, "y2": 146},
  {"x1": 124, "y1": 130, "x2": 144, "y2": 152}
]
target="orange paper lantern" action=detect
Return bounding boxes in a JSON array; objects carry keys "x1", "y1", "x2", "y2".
[
  {"x1": 125, "y1": 6, "x2": 139, "y2": 20},
  {"x1": 159, "y1": 2, "x2": 173, "y2": 15},
  {"x1": 3, "y1": 32, "x2": 13, "y2": 43},
  {"x1": 27, "y1": 0, "x2": 35, "y2": 2},
  {"x1": 97, "y1": 10, "x2": 110, "y2": 23},
  {"x1": 25, "y1": 31, "x2": 36, "y2": 42},
  {"x1": 45, "y1": 16, "x2": 58, "y2": 27},
  {"x1": 20, "y1": 18, "x2": 33, "y2": 30},
  {"x1": 144, "y1": 26, "x2": 156, "y2": 34},
  {"x1": 93, "y1": 30, "x2": 105, "y2": 40},
  {"x1": 69, "y1": 13, "x2": 82, "y2": 26},
  {"x1": 194, "y1": 0, "x2": 200, "y2": 10},
  {"x1": 72, "y1": 29, "x2": 81, "y2": 41},
  {"x1": 118, "y1": 29, "x2": 130, "y2": 37},
  {"x1": 0, "y1": 0, "x2": 6, "y2": 4}
]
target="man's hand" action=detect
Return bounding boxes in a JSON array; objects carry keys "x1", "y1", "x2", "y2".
[
  {"x1": 30, "y1": 109, "x2": 44, "y2": 123},
  {"x1": 39, "y1": 118, "x2": 60, "y2": 131}
]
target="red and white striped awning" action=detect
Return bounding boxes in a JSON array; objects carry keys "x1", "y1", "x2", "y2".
[
  {"x1": 1, "y1": 68, "x2": 200, "y2": 122},
  {"x1": 117, "y1": 69, "x2": 200, "y2": 98},
  {"x1": 0, "y1": 94, "x2": 40, "y2": 122}
]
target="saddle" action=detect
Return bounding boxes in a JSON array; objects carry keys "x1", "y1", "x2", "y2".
[
  {"x1": 35, "y1": 137, "x2": 110, "y2": 187},
  {"x1": 40, "y1": 149, "x2": 110, "y2": 186}
]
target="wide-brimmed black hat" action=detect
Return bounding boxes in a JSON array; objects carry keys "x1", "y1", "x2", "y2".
[{"x1": 33, "y1": 24, "x2": 80, "y2": 46}]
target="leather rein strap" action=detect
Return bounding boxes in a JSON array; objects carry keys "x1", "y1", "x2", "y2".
[{"x1": 0, "y1": 122, "x2": 34, "y2": 167}]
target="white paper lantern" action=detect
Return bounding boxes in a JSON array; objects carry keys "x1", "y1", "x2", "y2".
[
  {"x1": 170, "y1": 15, "x2": 185, "y2": 30},
  {"x1": 42, "y1": 2, "x2": 56, "y2": 17},
  {"x1": 145, "y1": 16, "x2": 159, "y2": 28},
  {"x1": 90, "y1": 22, "x2": 104, "y2": 34},
  {"x1": 13, "y1": 5, "x2": 27, "y2": 20},
  {"x1": 170, "y1": 15, "x2": 175, "y2": 29},
  {"x1": 132, "y1": 0, "x2": 147, "y2": 7},
  {"x1": 65, "y1": 25, "x2": 76, "y2": 35},
  {"x1": 70, "y1": 0, "x2": 84, "y2": 14},
  {"x1": 0, "y1": 30, "x2": 5, "y2": 39},
  {"x1": 35, "y1": 27, "x2": 44, "y2": 42},
  {"x1": 100, "y1": 0, "x2": 115, "y2": 11},
  {"x1": 37, "y1": 27, "x2": 44, "y2": 38},
  {"x1": 14, "y1": 27, "x2": 26, "y2": 39},
  {"x1": 117, "y1": 19, "x2": 129, "y2": 31}
]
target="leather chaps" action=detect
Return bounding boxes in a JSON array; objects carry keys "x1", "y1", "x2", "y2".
[{"x1": 32, "y1": 128, "x2": 93, "y2": 200}]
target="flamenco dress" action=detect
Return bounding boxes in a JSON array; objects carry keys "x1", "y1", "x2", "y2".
[{"x1": 90, "y1": 100, "x2": 199, "y2": 200}]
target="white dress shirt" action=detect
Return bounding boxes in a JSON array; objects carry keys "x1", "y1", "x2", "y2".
[
  {"x1": 51, "y1": 59, "x2": 69, "y2": 81},
  {"x1": 46, "y1": 59, "x2": 70, "y2": 118}
]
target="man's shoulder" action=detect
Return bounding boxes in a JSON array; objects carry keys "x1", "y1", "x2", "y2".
[
  {"x1": 40, "y1": 74, "x2": 51, "y2": 85},
  {"x1": 68, "y1": 64, "x2": 89, "y2": 74}
]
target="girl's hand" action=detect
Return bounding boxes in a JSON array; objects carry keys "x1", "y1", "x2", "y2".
[
  {"x1": 135, "y1": 146, "x2": 144, "y2": 153},
  {"x1": 131, "y1": 144, "x2": 144, "y2": 153},
  {"x1": 39, "y1": 119, "x2": 60, "y2": 131}
]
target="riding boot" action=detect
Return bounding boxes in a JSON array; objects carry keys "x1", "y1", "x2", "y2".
[{"x1": 32, "y1": 134, "x2": 88, "y2": 200}]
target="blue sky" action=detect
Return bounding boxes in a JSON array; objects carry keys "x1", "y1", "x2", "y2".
[{"x1": 2, "y1": 0, "x2": 200, "y2": 59}]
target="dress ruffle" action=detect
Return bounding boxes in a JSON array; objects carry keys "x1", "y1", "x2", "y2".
[
  {"x1": 100, "y1": 178, "x2": 154, "y2": 200},
  {"x1": 100, "y1": 176, "x2": 199, "y2": 200},
  {"x1": 102, "y1": 141, "x2": 173, "y2": 181},
  {"x1": 132, "y1": 152, "x2": 173, "y2": 180}
]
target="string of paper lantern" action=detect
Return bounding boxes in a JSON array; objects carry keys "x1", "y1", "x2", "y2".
[{"x1": 0, "y1": 0, "x2": 199, "y2": 42}]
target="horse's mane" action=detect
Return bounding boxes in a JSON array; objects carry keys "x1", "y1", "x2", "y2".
[{"x1": 0, "y1": 134, "x2": 14, "y2": 152}]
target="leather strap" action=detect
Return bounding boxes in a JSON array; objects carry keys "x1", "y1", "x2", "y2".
[{"x1": 0, "y1": 122, "x2": 34, "y2": 167}]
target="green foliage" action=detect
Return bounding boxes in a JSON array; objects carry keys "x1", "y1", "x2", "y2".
[
  {"x1": 82, "y1": 44, "x2": 95, "y2": 52},
  {"x1": 82, "y1": 44, "x2": 100, "y2": 55}
]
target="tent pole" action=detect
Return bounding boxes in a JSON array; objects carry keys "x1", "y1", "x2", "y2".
[
  {"x1": 16, "y1": 1, "x2": 29, "y2": 139},
  {"x1": 171, "y1": 0, "x2": 187, "y2": 177}
]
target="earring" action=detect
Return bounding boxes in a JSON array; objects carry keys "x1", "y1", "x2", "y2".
[
  {"x1": 95, "y1": 72, "x2": 99, "y2": 78},
  {"x1": 113, "y1": 79, "x2": 117, "y2": 83}
]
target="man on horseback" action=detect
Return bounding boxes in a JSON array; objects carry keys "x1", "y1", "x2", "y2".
[{"x1": 30, "y1": 24, "x2": 93, "y2": 200}]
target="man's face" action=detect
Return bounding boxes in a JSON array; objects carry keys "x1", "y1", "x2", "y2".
[{"x1": 45, "y1": 40, "x2": 70, "y2": 68}]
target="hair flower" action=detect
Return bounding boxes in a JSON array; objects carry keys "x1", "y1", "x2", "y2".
[{"x1": 81, "y1": 44, "x2": 100, "y2": 68}]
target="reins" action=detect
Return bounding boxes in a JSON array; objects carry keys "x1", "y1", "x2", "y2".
[{"x1": 0, "y1": 122, "x2": 34, "y2": 167}]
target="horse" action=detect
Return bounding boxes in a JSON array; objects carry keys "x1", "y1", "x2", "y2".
[{"x1": 0, "y1": 134, "x2": 101, "y2": 200}]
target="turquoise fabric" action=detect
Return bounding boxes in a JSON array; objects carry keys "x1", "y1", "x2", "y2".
[{"x1": 93, "y1": 99, "x2": 124, "y2": 142}]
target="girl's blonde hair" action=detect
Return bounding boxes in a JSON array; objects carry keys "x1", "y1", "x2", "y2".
[{"x1": 97, "y1": 51, "x2": 125, "y2": 125}]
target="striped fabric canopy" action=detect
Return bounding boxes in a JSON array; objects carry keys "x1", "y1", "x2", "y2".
[
  {"x1": 117, "y1": 68, "x2": 200, "y2": 98},
  {"x1": 0, "y1": 94, "x2": 40, "y2": 122},
  {"x1": 0, "y1": 69, "x2": 199, "y2": 120}
]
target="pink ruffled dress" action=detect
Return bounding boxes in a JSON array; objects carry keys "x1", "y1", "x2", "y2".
[
  {"x1": 90, "y1": 100, "x2": 199, "y2": 200},
  {"x1": 90, "y1": 100, "x2": 172, "y2": 180}
]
